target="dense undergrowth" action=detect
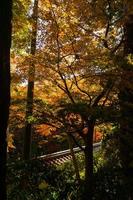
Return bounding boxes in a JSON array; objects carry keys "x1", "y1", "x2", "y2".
[
  {"x1": 7, "y1": 159, "x2": 81, "y2": 200},
  {"x1": 7, "y1": 150, "x2": 133, "y2": 200}
]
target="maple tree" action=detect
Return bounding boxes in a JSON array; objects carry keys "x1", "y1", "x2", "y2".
[{"x1": 33, "y1": 1, "x2": 121, "y2": 198}]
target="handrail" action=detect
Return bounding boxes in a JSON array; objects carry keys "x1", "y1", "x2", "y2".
[{"x1": 38, "y1": 141, "x2": 101, "y2": 160}]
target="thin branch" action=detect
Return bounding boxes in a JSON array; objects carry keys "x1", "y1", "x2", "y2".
[
  {"x1": 68, "y1": 65, "x2": 92, "y2": 103},
  {"x1": 111, "y1": 35, "x2": 124, "y2": 54},
  {"x1": 92, "y1": 79, "x2": 113, "y2": 107},
  {"x1": 50, "y1": 7, "x2": 75, "y2": 104},
  {"x1": 105, "y1": 21, "x2": 110, "y2": 38},
  {"x1": 68, "y1": 133, "x2": 85, "y2": 151},
  {"x1": 102, "y1": 80, "x2": 115, "y2": 107},
  {"x1": 53, "y1": 79, "x2": 66, "y2": 92}
]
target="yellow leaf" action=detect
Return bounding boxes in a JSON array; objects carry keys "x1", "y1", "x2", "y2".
[
  {"x1": 38, "y1": 180, "x2": 49, "y2": 190},
  {"x1": 7, "y1": 133, "x2": 16, "y2": 152}
]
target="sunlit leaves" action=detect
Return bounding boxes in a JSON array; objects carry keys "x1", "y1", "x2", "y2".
[
  {"x1": 36, "y1": 124, "x2": 56, "y2": 136},
  {"x1": 12, "y1": 0, "x2": 31, "y2": 52},
  {"x1": 7, "y1": 133, "x2": 16, "y2": 151},
  {"x1": 10, "y1": 0, "x2": 123, "y2": 147}
]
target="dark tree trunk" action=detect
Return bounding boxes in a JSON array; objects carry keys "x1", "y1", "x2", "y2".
[
  {"x1": 119, "y1": 14, "x2": 133, "y2": 171},
  {"x1": 83, "y1": 120, "x2": 95, "y2": 200},
  {"x1": 24, "y1": 0, "x2": 38, "y2": 160},
  {"x1": 119, "y1": 9, "x2": 133, "y2": 196},
  {"x1": 0, "y1": 0, "x2": 12, "y2": 199}
]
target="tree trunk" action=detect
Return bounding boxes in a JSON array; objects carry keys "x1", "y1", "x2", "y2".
[
  {"x1": 24, "y1": 0, "x2": 38, "y2": 160},
  {"x1": 0, "y1": 0, "x2": 12, "y2": 199},
  {"x1": 119, "y1": 7, "x2": 133, "y2": 172},
  {"x1": 67, "y1": 134, "x2": 81, "y2": 184},
  {"x1": 83, "y1": 120, "x2": 94, "y2": 200},
  {"x1": 119, "y1": 3, "x2": 133, "y2": 197}
]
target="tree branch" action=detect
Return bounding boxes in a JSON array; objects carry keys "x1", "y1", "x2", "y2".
[
  {"x1": 92, "y1": 79, "x2": 114, "y2": 107},
  {"x1": 68, "y1": 132, "x2": 85, "y2": 151}
]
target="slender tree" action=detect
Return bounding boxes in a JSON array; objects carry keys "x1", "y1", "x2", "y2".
[
  {"x1": 24, "y1": 0, "x2": 38, "y2": 160},
  {"x1": 67, "y1": 134, "x2": 81, "y2": 184},
  {"x1": 0, "y1": 0, "x2": 12, "y2": 199}
]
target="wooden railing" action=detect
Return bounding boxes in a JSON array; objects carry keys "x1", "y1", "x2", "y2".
[{"x1": 37, "y1": 142, "x2": 101, "y2": 165}]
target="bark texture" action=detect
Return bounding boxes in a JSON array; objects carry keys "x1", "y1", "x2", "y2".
[
  {"x1": 119, "y1": 4, "x2": 133, "y2": 197},
  {"x1": 83, "y1": 119, "x2": 95, "y2": 200},
  {"x1": 119, "y1": 13, "x2": 133, "y2": 172},
  {"x1": 0, "y1": 0, "x2": 12, "y2": 199},
  {"x1": 24, "y1": 0, "x2": 38, "y2": 160}
]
